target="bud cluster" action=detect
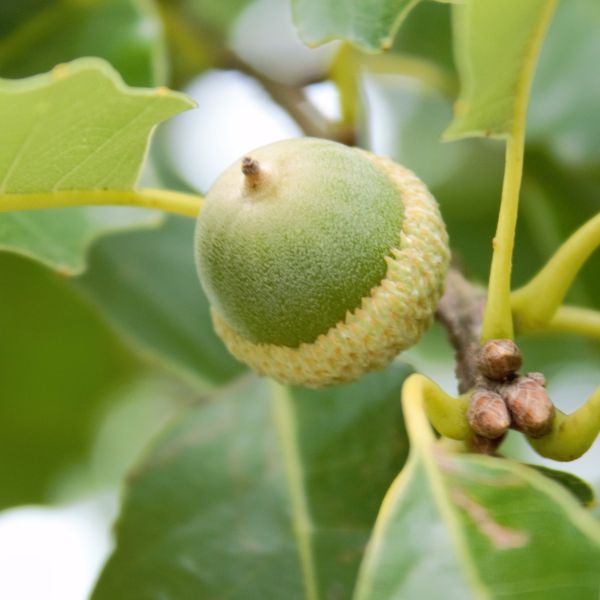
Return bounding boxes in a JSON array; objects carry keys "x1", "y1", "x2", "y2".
[{"x1": 467, "y1": 339, "x2": 555, "y2": 447}]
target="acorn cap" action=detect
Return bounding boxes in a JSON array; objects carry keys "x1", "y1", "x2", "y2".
[{"x1": 196, "y1": 138, "x2": 449, "y2": 387}]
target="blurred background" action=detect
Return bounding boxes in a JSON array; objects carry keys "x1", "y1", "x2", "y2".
[{"x1": 0, "y1": 0, "x2": 599, "y2": 598}]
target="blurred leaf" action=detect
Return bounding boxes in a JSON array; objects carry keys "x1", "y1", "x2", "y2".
[
  {"x1": 520, "y1": 153, "x2": 600, "y2": 307},
  {"x1": 292, "y1": 0, "x2": 425, "y2": 52},
  {"x1": 363, "y1": 73, "x2": 466, "y2": 188},
  {"x1": 77, "y1": 217, "x2": 245, "y2": 390},
  {"x1": 390, "y1": 0, "x2": 455, "y2": 74},
  {"x1": 93, "y1": 362, "x2": 411, "y2": 599},
  {"x1": 527, "y1": 465, "x2": 595, "y2": 507},
  {"x1": 0, "y1": 0, "x2": 166, "y2": 86},
  {"x1": 355, "y1": 400, "x2": 600, "y2": 599},
  {"x1": 445, "y1": 0, "x2": 557, "y2": 140},
  {"x1": 155, "y1": 0, "x2": 252, "y2": 85},
  {"x1": 54, "y1": 374, "x2": 191, "y2": 501},
  {"x1": 0, "y1": 252, "x2": 138, "y2": 509},
  {"x1": 182, "y1": 0, "x2": 253, "y2": 34},
  {"x1": 0, "y1": 57, "x2": 194, "y2": 273},
  {"x1": 528, "y1": 0, "x2": 600, "y2": 168},
  {"x1": 0, "y1": 207, "x2": 163, "y2": 276}
]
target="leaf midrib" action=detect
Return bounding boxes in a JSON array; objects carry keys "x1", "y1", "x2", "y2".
[{"x1": 270, "y1": 382, "x2": 320, "y2": 600}]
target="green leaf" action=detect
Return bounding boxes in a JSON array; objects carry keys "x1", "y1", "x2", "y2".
[
  {"x1": 292, "y1": 0, "x2": 424, "y2": 52},
  {"x1": 527, "y1": 465, "x2": 595, "y2": 507},
  {"x1": 364, "y1": 74, "x2": 466, "y2": 188},
  {"x1": 0, "y1": 58, "x2": 195, "y2": 273},
  {"x1": 0, "y1": 252, "x2": 138, "y2": 509},
  {"x1": 0, "y1": 207, "x2": 163, "y2": 275},
  {"x1": 93, "y1": 362, "x2": 411, "y2": 599},
  {"x1": 0, "y1": 0, "x2": 166, "y2": 86},
  {"x1": 77, "y1": 217, "x2": 245, "y2": 390},
  {"x1": 355, "y1": 391, "x2": 600, "y2": 599},
  {"x1": 528, "y1": 0, "x2": 600, "y2": 167},
  {"x1": 445, "y1": 0, "x2": 557, "y2": 139}
]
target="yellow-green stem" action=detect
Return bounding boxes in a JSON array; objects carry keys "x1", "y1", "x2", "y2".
[
  {"x1": 511, "y1": 212, "x2": 600, "y2": 331},
  {"x1": 545, "y1": 305, "x2": 600, "y2": 340},
  {"x1": 480, "y1": 129, "x2": 525, "y2": 342},
  {"x1": 402, "y1": 373, "x2": 470, "y2": 441},
  {"x1": 529, "y1": 386, "x2": 600, "y2": 461},
  {"x1": 480, "y1": 0, "x2": 557, "y2": 342},
  {"x1": 0, "y1": 188, "x2": 202, "y2": 218}
]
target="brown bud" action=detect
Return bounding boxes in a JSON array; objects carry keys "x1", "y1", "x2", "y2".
[
  {"x1": 468, "y1": 389, "x2": 511, "y2": 439},
  {"x1": 503, "y1": 375, "x2": 555, "y2": 438},
  {"x1": 477, "y1": 339, "x2": 522, "y2": 381},
  {"x1": 526, "y1": 372, "x2": 546, "y2": 387},
  {"x1": 470, "y1": 433, "x2": 506, "y2": 455}
]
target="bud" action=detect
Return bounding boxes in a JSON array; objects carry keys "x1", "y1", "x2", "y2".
[
  {"x1": 477, "y1": 339, "x2": 523, "y2": 381},
  {"x1": 468, "y1": 389, "x2": 511, "y2": 439},
  {"x1": 502, "y1": 375, "x2": 554, "y2": 438},
  {"x1": 470, "y1": 433, "x2": 506, "y2": 455}
]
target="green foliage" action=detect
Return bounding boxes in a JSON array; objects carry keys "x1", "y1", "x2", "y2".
[
  {"x1": 0, "y1": 0, "x2": 599, "y2": 598},
  {"x1": 354, "y1": 394, "x2": 600, "y2": 598},
  {"x1": 445, "y1": 0, "x2": 557, "y2": 139},
  {"x1": 93, "y1": 364, "x2": 410, "y2": 599},
  {"x1": 357, "y1": 452, "x2": 600, "y2": 599},
  {"x1": 0, "y1": 58, "x2": 193, "y2": 272},
  {"x1": 0, "y1": 252, "x2": 137, "y2": 508},
  {"x1": 0, "y1": 0, "x2": 166, "y2": 86},
  {"x1": 528, "y1": 0, "x2": 600, "y2": 168},
  {"x1": 527, "y1": 465, "x2": 595, "y2": 507},
  {"x1": 292, "y1": 0, "x2": 423, "y2": 52},
  {"x1": 78, "y1": 217, "x2": 244, "y2": 389}
]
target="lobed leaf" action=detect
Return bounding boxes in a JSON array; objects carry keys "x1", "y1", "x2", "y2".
[
  {"x1": 93, "y1": 363, "x2": 411, "y2": 599},
  {"x1": 0, "y1": 57, "x2": 194, "y2": 273}
]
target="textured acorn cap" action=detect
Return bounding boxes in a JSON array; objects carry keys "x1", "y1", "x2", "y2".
[{"x1": 196, "y1": 138, "x2": 449, "y2": 387}]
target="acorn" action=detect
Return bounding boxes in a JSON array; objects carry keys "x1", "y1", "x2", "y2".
[{"x1": 195, "y1": 138, "x2": 449, "y2": 387}]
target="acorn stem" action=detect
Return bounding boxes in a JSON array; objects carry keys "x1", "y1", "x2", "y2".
[{"x1": 242, "y1": 156, "x2": 263, "y2": 189}]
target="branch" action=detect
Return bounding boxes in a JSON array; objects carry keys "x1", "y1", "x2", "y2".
[
  {"x1": 225, "y1": 56, "x2": 355, "y2": 145},
  {"x1": 436, "y1": 268, "x2": 487, "y2": 393},
  {"x1": 158, "y1": 1, "x2": 353, "y2": 145}
]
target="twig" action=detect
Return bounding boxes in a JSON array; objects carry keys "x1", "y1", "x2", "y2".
[
  {"x1": 222, "y1": 52, "x2": 356, "y2": 145},
  {"x1": 435, "y1": 268, "x2": 486, "y2": 394}
]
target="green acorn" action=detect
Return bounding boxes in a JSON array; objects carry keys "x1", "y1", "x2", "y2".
[{"x1": 195, "y1": 137, "x2": 449, "y2": 387}]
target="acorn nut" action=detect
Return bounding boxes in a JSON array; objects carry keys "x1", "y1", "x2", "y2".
[{"x1": 195, "y1": 138, "x2": 450, "y2": 387}]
